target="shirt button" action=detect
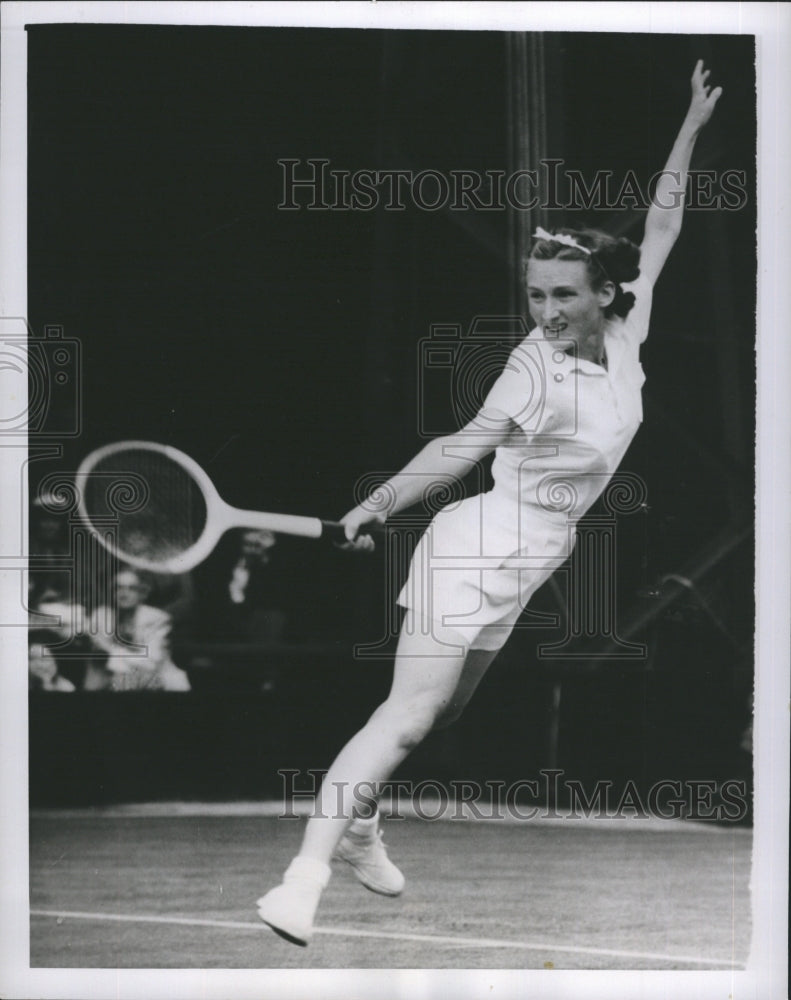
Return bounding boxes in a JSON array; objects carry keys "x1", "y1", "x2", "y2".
[{"x1": 554, "y1": 373, "x2": 563, "y2": 383}]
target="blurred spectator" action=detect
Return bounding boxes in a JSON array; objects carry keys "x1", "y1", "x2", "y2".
[
  {"x1": 84, "y1": 566, "x2": 191, "y2": 692},
  {"x1": 147, "y1": 570, "x2": 195, "y2": 636},
  {"x1": 122, "y1": 528, "x2": 195, "y2": 636},
  {"x1": 29, "y1": 493, "x2": 72, "y2": 607},
  {"x1": 30, "y1": 490, "x2": 115, "y2": 613},
  {"x1": 28, "y1": 577, "x2": 90, "y2": 689},
  {"x1": 193, "y1": 529, "x2": 286, "y2": 643},
  {"x1": 28, "y1": 632, "x2": 75, "y2": 692},
  {"x1": 187, "y1": 529, "x2": 287, "y2": 692}
]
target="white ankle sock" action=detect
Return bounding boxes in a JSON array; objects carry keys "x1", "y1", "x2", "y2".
[
  {"x1": 348, "y1": 811, "x2": 379, "y2": 838},
  {"x1": 285, "y1": 856, "x2": 332, "y2": 887}
]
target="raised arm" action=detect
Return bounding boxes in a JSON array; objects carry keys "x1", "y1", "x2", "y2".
[{"x1": 640, "y1": 60, "x2": 722, "y2": 287}]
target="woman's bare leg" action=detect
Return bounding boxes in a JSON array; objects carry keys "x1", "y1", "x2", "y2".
[
  {"x1": 256, "y1": 617, "x2": 502, "y2": 944},
  {"x1": 433, "y1": 646, "x2": 500, "y2": 729},
  {"x1": 296, "y1": 610, "x2": 471, "y2": 864}
]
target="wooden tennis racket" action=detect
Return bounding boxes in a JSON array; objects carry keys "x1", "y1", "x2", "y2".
[{"x1": 76, "y1": 440, "x2": 381, "y2": 574}]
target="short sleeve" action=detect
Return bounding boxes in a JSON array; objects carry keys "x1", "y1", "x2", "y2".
[
  {"x1": 481, "y1": 347, "x2": 528, "y2": 421},
  {"x1": 481, "y1": 339, "x2": 554, "y2": 435}
]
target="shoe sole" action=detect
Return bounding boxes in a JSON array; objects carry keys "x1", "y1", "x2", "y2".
[
  {"x1": 256, "y1": 900, "x2": 311, "y2": 946},
  {"x1": 259, "y1": 917, "x2": 309, "y2": 947},
  {"x1": 334, "y1": 857, "x2": 404, "y2": 897}
]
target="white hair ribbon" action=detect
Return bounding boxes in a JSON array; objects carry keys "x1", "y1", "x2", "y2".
[{"x1": 533, "y1": 227, "x2": 592, "y2": 255}]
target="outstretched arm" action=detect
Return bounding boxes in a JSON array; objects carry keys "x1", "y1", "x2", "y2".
[
  {"x1": 339, "y1": 411, "x2": 514, "y2": 549},
  {"x1": 640, "y1": 60, "x2": 722, "y2": 287}
]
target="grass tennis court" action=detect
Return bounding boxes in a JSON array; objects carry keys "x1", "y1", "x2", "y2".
[{"x1": 29, "y1": 806, "x2": 751, "y2": 970}]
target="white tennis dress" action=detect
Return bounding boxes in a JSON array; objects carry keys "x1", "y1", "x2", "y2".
[{"x1": 396, "y1": 278, "x2": 653, "y2": 650}]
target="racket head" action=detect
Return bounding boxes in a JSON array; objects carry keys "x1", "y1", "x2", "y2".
[{"x1": 76, "y1": 441, "x2": 229, "y2": 574}]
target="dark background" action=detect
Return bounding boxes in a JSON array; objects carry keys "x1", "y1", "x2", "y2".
[{"x1": 27, "y1": 25, "x2": 755, "y2": 804}]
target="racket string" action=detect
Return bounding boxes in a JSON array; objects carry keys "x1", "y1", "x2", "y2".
[{"x1": 80, "y1": 449, "x2": 208, "y2": 569}]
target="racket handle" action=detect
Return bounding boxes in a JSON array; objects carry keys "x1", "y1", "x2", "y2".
[{"x1": 320, "y1": 520, "x2": 386, "y2": 546}]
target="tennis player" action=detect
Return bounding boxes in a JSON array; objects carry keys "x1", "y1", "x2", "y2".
[{"x1": 258, "y1": 60, "x2": 722, "y2": 945}]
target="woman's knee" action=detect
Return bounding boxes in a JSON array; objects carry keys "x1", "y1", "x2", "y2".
[{"x1": 371, "y1": 699, "x2": 441, "y2": 751}]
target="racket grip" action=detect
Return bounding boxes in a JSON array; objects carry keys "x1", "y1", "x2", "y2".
[{"x1": 320, "y1": 520, "x2": 386, "y2": 545}]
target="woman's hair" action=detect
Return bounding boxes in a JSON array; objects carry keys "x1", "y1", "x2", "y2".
[{"x1": 528, "y1": 228, "x2": 641, "y2": 318}]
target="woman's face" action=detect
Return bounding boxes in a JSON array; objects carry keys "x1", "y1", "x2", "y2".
[
  {"x1": 115, "y1": 572, "x2": 144, "y2": 610},
  {"x1": 526, "y1": 258, "x2": 614, "y2": 345}
]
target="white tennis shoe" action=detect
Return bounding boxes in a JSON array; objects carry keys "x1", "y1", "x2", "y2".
[
  {"x1": 256, "y1": 856, "x2": 331, "y2": 946},
  {"x1": 334, "y1": 817, "x2": 405, "y2": 896}
]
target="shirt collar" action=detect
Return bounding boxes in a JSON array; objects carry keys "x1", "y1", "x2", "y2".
[
  {"x1": 529, "y1": 324, "x2": 613, "y2": 376},
  {"x1": 569, "y1": 354, "x2": 609, "y2": 376}
]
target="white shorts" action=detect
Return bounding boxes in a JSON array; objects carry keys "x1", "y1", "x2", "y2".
[{"x1": 396, "y1": 493, "x2": 572, "y2": 651}]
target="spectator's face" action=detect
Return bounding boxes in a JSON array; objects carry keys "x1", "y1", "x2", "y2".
[
  {"x1": 116, "y1": 572, "x2": 144, "y2": 610},
  {"x1": 241, "y1": 530, "x2": 276, "y2": 562},
  {"x1": 29, "y1": 644, "x2": 57, "y2": 684},
  {"x1": 125, "y1": 530, "x2": 150, "y2": 555}
]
